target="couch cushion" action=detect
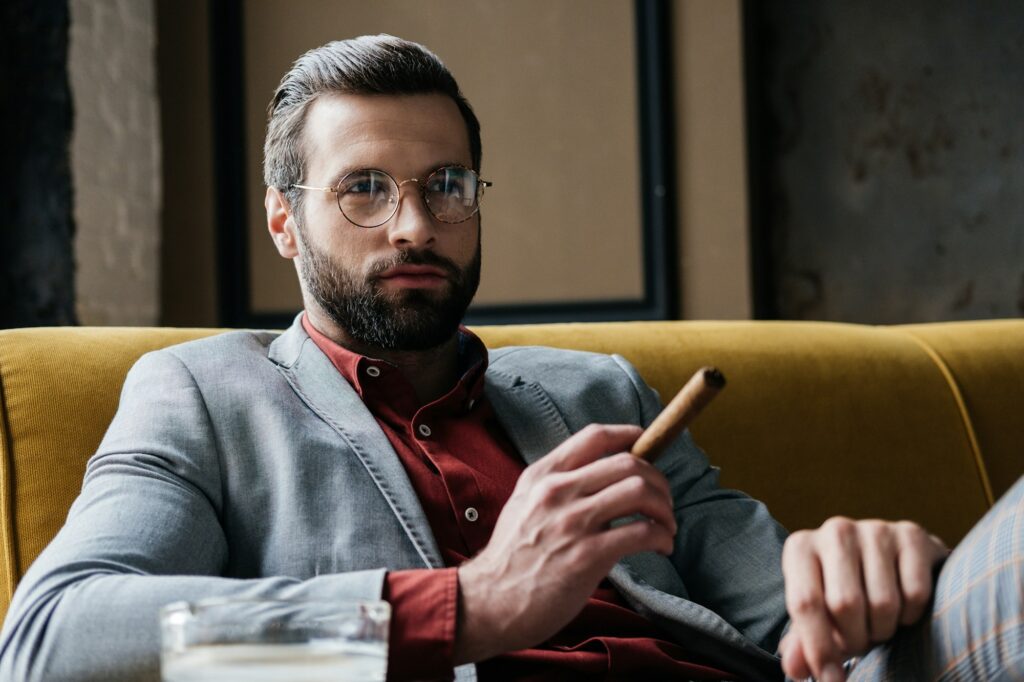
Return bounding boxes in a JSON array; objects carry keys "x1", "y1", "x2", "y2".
[
  {"x1": 475, "y1": 321, "x2": 994, "y2": 546},
  {"x1": 0, "y1": 327, "x2": 221, "y2": 618},
  {"x1": 898, "y1": 320, "x2": 1024, "y2": 500}
]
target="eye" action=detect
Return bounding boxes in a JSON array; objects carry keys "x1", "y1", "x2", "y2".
[
  {"x1": 338, "y1": 171, "x2": 391, "y2": 200},
  {"x1": 427, "y1": 168, "x2": 475, "y2": 199},
  {"x1": 426, "y1": 178, "x2": 462, "y2": 198}
]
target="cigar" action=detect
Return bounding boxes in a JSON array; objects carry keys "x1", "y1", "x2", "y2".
[{"x1": 630, "y1": 367, "x2": 726, "y2": 463}]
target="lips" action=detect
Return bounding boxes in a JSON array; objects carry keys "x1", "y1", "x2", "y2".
[{"x1": 376, "y1": 264, "x2": 450, "y2": 289}]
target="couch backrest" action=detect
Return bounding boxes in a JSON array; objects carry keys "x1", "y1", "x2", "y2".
[
  {"x1": 0, "y1": 327, "x2": 223, "y2": 624},
  {"x1": 897, "y1": 321, "x2": 1023, "y2": 504},
  {"x1": 477, "y1": 321, "x2": 1022, "y2": 540},
  {"x1": 0, "y1": 320, "x2": 1021, "y2": 622}
]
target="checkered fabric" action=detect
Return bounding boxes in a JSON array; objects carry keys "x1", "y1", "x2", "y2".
[{"x1": 850, "y1": 475, "x2": 1024, "y2": 681}]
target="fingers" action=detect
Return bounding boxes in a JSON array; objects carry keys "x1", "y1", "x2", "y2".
[
  {"x1": 894, "y1": 521, "x2": 939, "y2": 625},
  {"x1": 532, "y1": 425, "x2": 675, "y2": 557},
  {"x1": 543, "y1": 453, "x2": 676, "y2": 555},
  {"x1": 510, "y1": 425, "x2": 676, "y2": 558},
  {"x1": 541, "y1": 424, "x2": 643, "y2": 474},
  {"x1": 522, "y1": 425, "x2": 674, "y2": 535},
  {"x1": 578, "y1": 469, "x2": 677, "y2": 538},
  {"x1": 834, "y1": 520, "x2": 940, "y2": 636},
  {"x1": 779, "y1": 632, "x2": 811, "y2": 680},
  {"x1": 573, "y1": 452, "x2": 672, "y2": 505},
  {"x1": 783, "y1": 517, "x2": 946, "y2": 682},
  {"x1": 782, "y1": 531, "x2": 843, "y2": 676},
  {"x1": 858, "y1": 521, "x2": 901, "y2": 642},
  {"x1": 524, "y1": 448, "x2": 672, "y2": 517},
  {"x1": 586, "y1": 512, "x2": 676, "y2": 561},
  {"x1": 818, "y1": 518, "x2": 868, "y2": 653}
]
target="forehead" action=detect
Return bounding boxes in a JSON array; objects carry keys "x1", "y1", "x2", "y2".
[{"x1": 302, "y1": 93, "x2": 472, "y2": 179}]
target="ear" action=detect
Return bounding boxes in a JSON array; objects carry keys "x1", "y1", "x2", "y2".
[{"x1": 265, "y1": 186, "x2": 300, "y2": 259}]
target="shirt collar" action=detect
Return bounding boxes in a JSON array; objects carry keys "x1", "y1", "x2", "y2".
[{"x1": 301, "y1": 312, "x2": 489, "y2": 413}]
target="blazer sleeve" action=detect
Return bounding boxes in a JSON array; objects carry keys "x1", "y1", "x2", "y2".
[
  {"x1": 611, "y1": 354, "x2": 790, "y2": 654},
  {"x1": 0, "y1": 350, "x2": 387, "y2": 682}
]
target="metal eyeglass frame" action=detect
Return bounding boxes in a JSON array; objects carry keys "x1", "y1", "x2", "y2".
[{"x1": 290, "y1": 164, "x2": 493, "y2": 228}]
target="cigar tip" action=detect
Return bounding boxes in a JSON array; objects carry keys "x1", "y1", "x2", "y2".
[{"x1": 701, "y1": 367, "x2": 726, "y2": 388}]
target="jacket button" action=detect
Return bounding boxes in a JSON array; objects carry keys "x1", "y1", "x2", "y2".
[
  {"x1": 417, "y1": 424, "x2": 432, "y2": 438},
  {"x1": 464, "y1": 507, "x2": 479, "y2": 522}
]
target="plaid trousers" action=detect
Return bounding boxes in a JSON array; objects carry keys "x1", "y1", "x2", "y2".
[{"x1": 849, "y1": 474, "x2": 1024, "y2": 681}]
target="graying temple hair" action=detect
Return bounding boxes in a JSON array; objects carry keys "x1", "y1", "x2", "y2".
[{"x1": 263, "y1": 34, "x2": 482, "y2": 215}]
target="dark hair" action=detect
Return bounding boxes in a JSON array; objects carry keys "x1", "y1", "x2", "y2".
[{"x1": 263, "y1": 34, "x2": 482, "y2": 214}]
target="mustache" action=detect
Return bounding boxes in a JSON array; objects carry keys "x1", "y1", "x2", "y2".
[{"x1": 367, "y1": 250, "x2": 462, "y2": 280}]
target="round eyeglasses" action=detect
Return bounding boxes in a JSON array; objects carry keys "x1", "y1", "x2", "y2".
[{"x1": 291, "y1": 165, "x2": 493, "y2": 228}]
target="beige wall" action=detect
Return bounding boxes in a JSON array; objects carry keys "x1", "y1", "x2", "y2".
[
  {"x1": 158, "y1": 0, "x2": 752, "y2": 324},
  {"x1": 674, "y1": 0, "x2": 752, "y2": 319},
  {"x1": 244, "y1": 0, "x2": 643, "y2": 313},
  {"x1": 70, "y1": 0, "x2": 162, "y2": 326}
]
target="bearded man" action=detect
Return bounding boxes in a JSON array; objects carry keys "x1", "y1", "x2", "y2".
[{"x1": 2, "y1": 34, "x2": 1022, "y2": 682}]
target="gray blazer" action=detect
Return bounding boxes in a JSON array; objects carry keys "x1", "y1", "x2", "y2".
[{"x1": 0, "y1": 316, "x2": 789, "y2": 681}]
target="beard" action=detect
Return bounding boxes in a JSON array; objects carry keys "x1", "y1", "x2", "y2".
[{"x1": 296, "y1": 226, "x2": 481, "y2": 352}]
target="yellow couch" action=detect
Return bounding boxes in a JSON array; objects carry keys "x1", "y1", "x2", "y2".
[{"x1": 1, "y1": 320, "x2": 1022, "y2": 623}]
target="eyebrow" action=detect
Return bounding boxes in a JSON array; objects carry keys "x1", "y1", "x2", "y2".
[{"x1": 324, "y1": 160, "x2": 469, "y2": 188}]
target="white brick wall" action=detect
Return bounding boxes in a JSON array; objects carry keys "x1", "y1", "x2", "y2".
[{"x1": 69, "y1": 0, "x2": 161, "y2": 325}]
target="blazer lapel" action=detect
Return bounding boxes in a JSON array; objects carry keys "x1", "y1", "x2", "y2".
[
  {"x1": 268, "y1": 316, "x2": 444, "y2": 569},
  {"x1": 483, "y1": 367, "x2": 573, "y2": 466}
]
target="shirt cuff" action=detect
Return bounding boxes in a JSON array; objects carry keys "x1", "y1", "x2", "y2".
[{"x1": 383, "y1": 567, "x2": 459, "y2": 681}]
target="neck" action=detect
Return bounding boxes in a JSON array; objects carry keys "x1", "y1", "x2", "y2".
[{"x1": 304, "y1": 307, "x2": 460, "y2": 405}]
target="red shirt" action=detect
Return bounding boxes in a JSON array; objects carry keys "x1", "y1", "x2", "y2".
[{"x1": 302, "y1": 315, "x2": 733, "y2": 681}]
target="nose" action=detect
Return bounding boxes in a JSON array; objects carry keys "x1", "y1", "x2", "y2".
[{"x1": 386, "y1": 179, "x2": 437, "y2": 249}]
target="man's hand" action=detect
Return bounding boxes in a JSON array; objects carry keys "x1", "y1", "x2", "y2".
[
  {"x1": 779, "y1": 517, "x2": 949, "y2": 681},
  {"x1": 453, "y1": 424, "x2": 676, "y2": 664}
]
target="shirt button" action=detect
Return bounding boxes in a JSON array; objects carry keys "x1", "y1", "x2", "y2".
[
  {"x1": 417, "y1": 424, "x2": 432, "y2": 438},
  {"x1": 365, "y1": 366, "x2": 381, "y2": 377},
  {"x1": 464, "y1": 507, "x2": 479, "y2": 522}
]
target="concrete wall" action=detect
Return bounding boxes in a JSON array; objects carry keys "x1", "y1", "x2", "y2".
[
  {"x1": 69, "y1": 0, "x2": 162, "y2": 326},
  {"x1": 759, "y1": 0, "x2": 1024, "y2": 322}
]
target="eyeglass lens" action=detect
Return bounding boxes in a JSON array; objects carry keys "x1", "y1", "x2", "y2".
[{"x1": 336, "y1": 166, "x2": 482, "y2": 228}]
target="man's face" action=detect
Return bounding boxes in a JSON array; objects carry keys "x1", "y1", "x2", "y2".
[{"x1": 291, "y1": 93, "x2": 481, "y2": 352}]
